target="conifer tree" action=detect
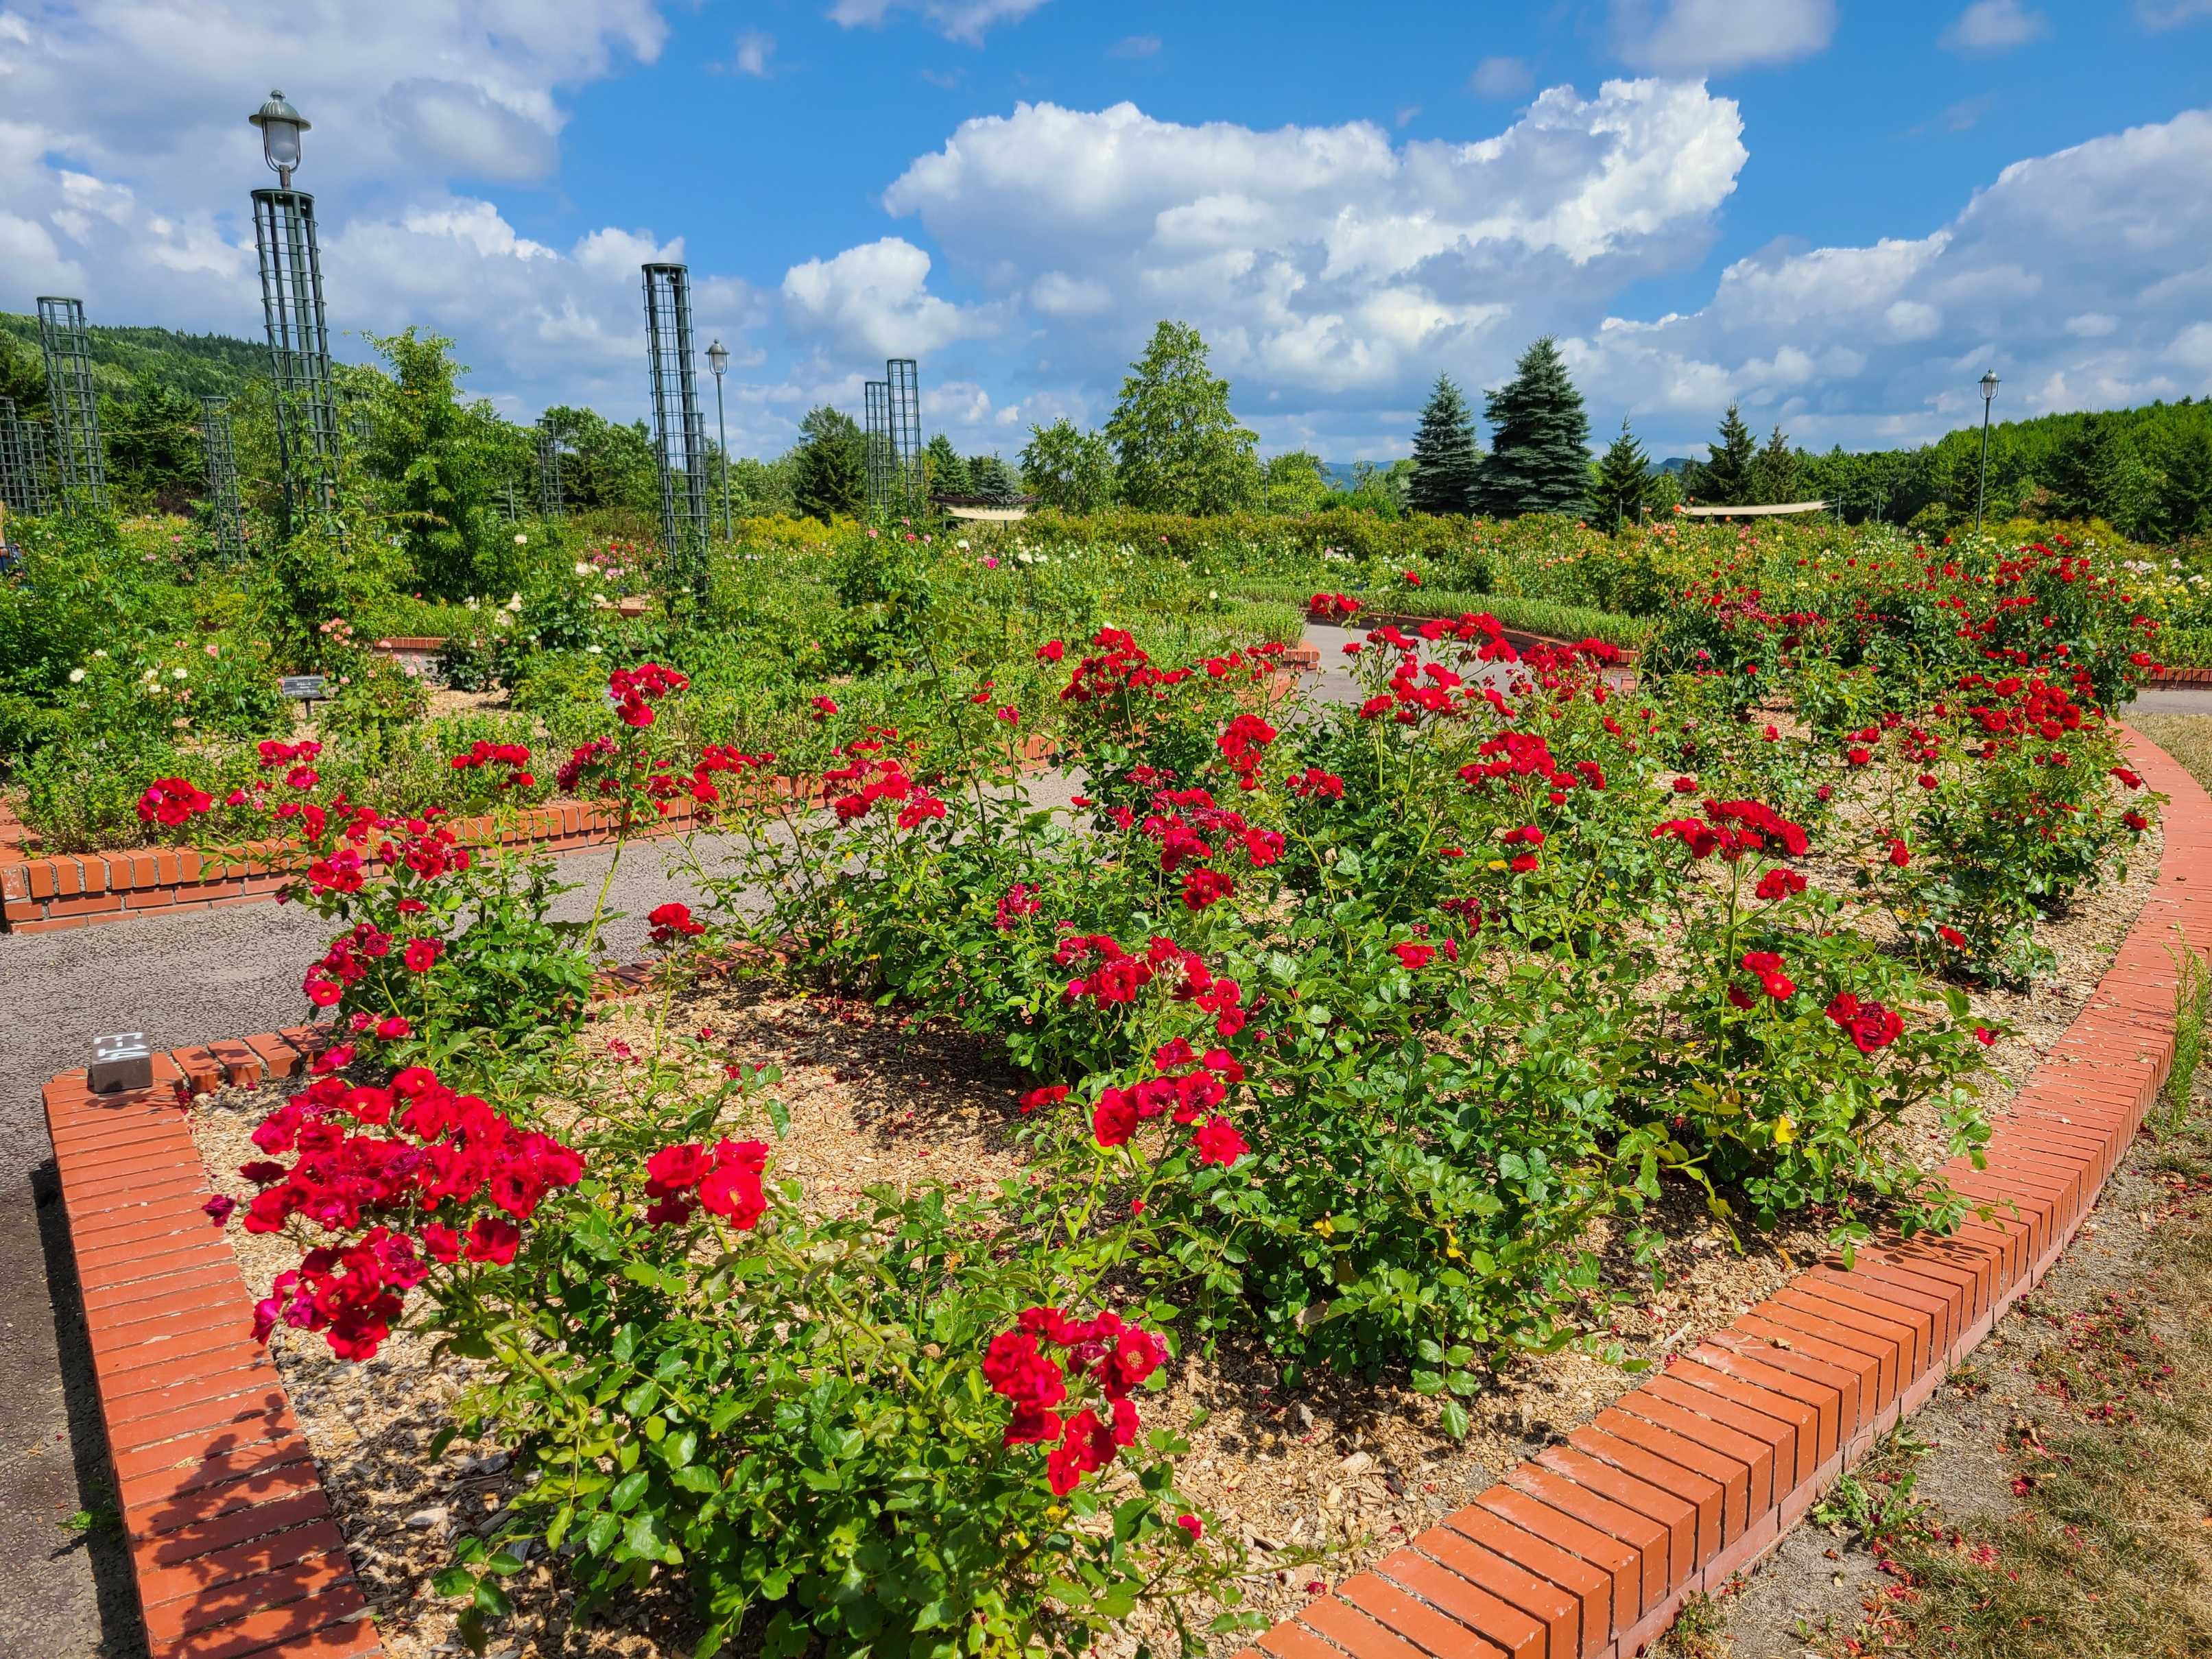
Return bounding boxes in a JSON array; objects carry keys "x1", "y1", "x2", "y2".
[
  {"x1": 1689, "y1": 402, "x2": 1757, "y2": 505},
  {"x1": 793, "y1": 406, "x2": 865, "y2": 522},
  {"x1": 923, "y1": 433, "x2": 969, "y2": 497},
  {"x1": 2042, "y1": 414, "x2": 2116, "y2": 521},
  {"x1": 1750, "y1": 425, "x2": 1800, "y2": 505},
  {"x1": 1407, "y1": 374, "x2": 1481, "y2": 515},
  {"x1": 1105, "y1": 320, "x2": 1259, "y2": 514},
  {"x1": 1591, "y1": 418, "x2": 1654, "y2": 532},
  {"x1": 1475, "y1": 337, "x2": 1591, "y2": 517}
]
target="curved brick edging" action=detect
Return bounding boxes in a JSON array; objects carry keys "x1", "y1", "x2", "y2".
[
  {"x1": 1228, "y1": 721, "x2": 2209, "y2": 1659},
  {"x1": 3, "y1": 730, "x2": 1074, "y2": 935},
  {"x1": 44, "y1": 725, "x2": 2207, "y2": 1659},
  {"x1": 1, "y1": 795, "x2": 725, "y2": 935}
]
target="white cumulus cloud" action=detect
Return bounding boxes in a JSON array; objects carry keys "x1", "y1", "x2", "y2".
[
  {"x1": 825, "y1": 0, "x2": 1051, "y2": 45},
  {"x1": 877, "y1": 84, "x2": 1748, "y2": 399},
  {"x1": 1942, "y1": 0, "x2": 2048, "y2": 51},
  {"x1": 781, "y1": 237, "x2": 993, "y2": 357},
  {"x1": 1610, "y1": 0, "x2": 1837, "y2": 75}
]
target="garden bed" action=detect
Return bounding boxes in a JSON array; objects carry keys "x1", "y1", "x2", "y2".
[{"x1": 180, "y1": 813, "x2": 2162, "y2": 1659}]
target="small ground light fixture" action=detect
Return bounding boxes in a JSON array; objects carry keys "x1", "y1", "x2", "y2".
[{"x1": 89, "y1": 1032, "x2": 154, "y2": 1094}]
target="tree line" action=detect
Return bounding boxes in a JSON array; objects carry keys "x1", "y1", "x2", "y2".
[{"x1": 8, "y1": 305, "x2": 2208, "y2": 542}]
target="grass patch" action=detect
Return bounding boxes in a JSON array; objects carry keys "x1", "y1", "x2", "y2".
[
  {"x1": 1856, "y1": 1115, "x2": 2212, "y2": 1659},
  {"x1": 2126, "y1": 711, "x2": 2212, "y2": 793}
]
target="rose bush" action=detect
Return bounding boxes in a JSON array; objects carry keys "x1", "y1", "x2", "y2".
[{"x1": 164, "y1": 518, "x2": 2162, "y2": 1657}]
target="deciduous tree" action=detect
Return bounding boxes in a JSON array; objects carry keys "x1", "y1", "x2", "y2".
[{"x1": 1104, "y1": 320, "x2": 1258, "y2": 515}]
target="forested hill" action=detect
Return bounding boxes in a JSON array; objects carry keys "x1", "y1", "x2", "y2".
[{"x1": 0, "y1": 313, "x2": 267, "y2": 402}]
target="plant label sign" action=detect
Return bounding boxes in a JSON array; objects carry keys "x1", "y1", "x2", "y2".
[{"x1": 281, "y1": 674, "x2": 329, "y2": 702}]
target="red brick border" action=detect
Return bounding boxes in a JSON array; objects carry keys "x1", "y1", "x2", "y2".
[
  {"x1": 1, "y1": 796, "x2": 722, "y2": 935},
  {"x1": 3, "y1": 731, "x2": 1069, "y2": 935},
  {"x1": 45, "y1": 1025, "x2": 386, "y2": 1659},
  {"x1": 43, "y1": 724, "x2": 2207, "y2": 1659},
  {"x1": 1233, "y1": 722, "x2": 2209, "y2": 1659},
  {"x1": 2146, "y1": 664, "x2": 2212, "y2": 687}
]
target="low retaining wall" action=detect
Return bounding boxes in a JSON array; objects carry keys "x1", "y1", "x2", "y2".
[
  {"x1": 1, "y1": 732, "x2": 1067, "y2": 935},
  {"x1": 0, "y1": 797, "x2": 720, "y2": 935},
  {"x1": 2146, "y1": 664, "x2": 2212, "y2": 688}
]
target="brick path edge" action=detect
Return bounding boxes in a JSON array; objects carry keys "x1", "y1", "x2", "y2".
[{"x1": 43, "y1": 724, "x2": 2207, "y2": 1659}]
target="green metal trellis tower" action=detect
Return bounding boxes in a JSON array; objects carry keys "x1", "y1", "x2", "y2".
[
  {"x1": 536, "y1": 415, "x2": 565, "y2": 521},
  {"x1": 886, "y1": 357, "x2": 923, "y2": 513},
  {"x1": 252, "y1": 187, "x2": 339, "y2": 527},
  {"x1": 37, "y1": 297, "x2": 107, "y2": 510},
  {"x1": 200, "y1": 395, "x2": 244, "y2": 561},
  {"x1": 0, "y1": 398, "x2": 51, "y2": 516},
  {"x1": 863, "y1": 378, "x2": 892, "y2": 512},
  {"x1": 641, "y1": 262, "x2": 711, "y2": 604}
]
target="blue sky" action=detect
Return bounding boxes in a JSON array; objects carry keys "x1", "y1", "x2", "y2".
[{"x1": 3, "y1": 0, "x2": 2209, "y2": 462}]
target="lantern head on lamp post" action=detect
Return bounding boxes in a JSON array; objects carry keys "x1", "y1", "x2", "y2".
[
  {"x1": 705, "y1": 338, "x2": 732, "y2": 542},
  {"x1": 249, "y1": 89, "x2": 310, "y2": 189},
  {"x1": 1975, "y1": 369, "x2": 2000, "y2": 532}
]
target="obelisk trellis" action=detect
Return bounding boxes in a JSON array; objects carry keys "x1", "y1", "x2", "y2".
[
  {"x1": 251, "y1": 188, "x2": 339, "y2": 524},
  {"x1": 536, "y1": 415, "x2": 565, "y2": 521},
  {"x1": 886, "y1": 357, "x2": 923, "y2": 512},
  {"x1": 200, "y1": 395, "x2": 244, "y2": 561},
  {"x1": 0, "y1": 398, "x2": 50, "y2": 516},
  {"x1": 863, "y1": 378, "x2": 892, "y2": 512},
  {"x1": 37, "y1": 296, "x2": 107, "y2": 510},
  {"x1": 641, "y1": 262, "x2": 711, "y2": 604}
]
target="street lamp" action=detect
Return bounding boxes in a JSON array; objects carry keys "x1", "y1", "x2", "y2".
[
  {"x1": 705, "y1": 337, "x2": 731, "y2": 541},
  {"x1": 248, "y1": 89, "x2": 311, "y2": 189},
  {"x1": 1975, "y1": 368, "x2": 1999, "y2": 532}
]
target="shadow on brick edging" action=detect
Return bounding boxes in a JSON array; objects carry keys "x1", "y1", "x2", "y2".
[{"x1": 40, "y1": 723, "x2": 2207, "y2": 1659}]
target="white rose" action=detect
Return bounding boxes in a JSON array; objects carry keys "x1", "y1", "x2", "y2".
[
  {"x1": 93, "y1": 649, "x2": 108, "y2": 660},
  {"x1": 506, "y1": 593, "x2": 523, "y2": 612},
  {"x1": 514, "y1": 533, "x2": 528, "y2": 546},
  {"x1": 573, "y1": 562, "x2": 592, "y2": 577},
  {"x1": 141, "y1": 669, "x2": 157, "y2": 682},
  {"x1": 585, "y1": 643, "x2": 604, "y2": 654},
  {"x1": 69, "y1": 667, "x2": 86, "y2": 683}
]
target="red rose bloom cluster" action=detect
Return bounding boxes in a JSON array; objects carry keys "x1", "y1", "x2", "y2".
[
  {"x1": 1728, "y1": 950, "x2": 1796, "y2": 1007},
  {"x1": 136, "y1": 776, "x2": 213, "y2": 827},
  {"x1": 241, "y1": 1064, "x2": 582, "y2": 1360},
  {"x1": 823, "y1": 744, "x2": 949, "y2": 831},
  {"x1": 607, "y1": 662, "x2": 689, "y2": 728},
  {"x1": 449, "y1": 739, "x2": 534, "y2": 790},
  {"x1": 1652, "y1": 797, "x2": 1811, "y2": 863},
  {"x1": 641, "y1": 1138, "x2": 769, "y2": 1230},
  {"x1": 1826, "y1": 992, "x2": 1904, "y2": 1054},
  {"x1": 647, "y1": 900, "x2": 706, "y2": 946},
  {"x1": 982, "y1": 1306, "x2": 1166, "y2": 1494}
]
